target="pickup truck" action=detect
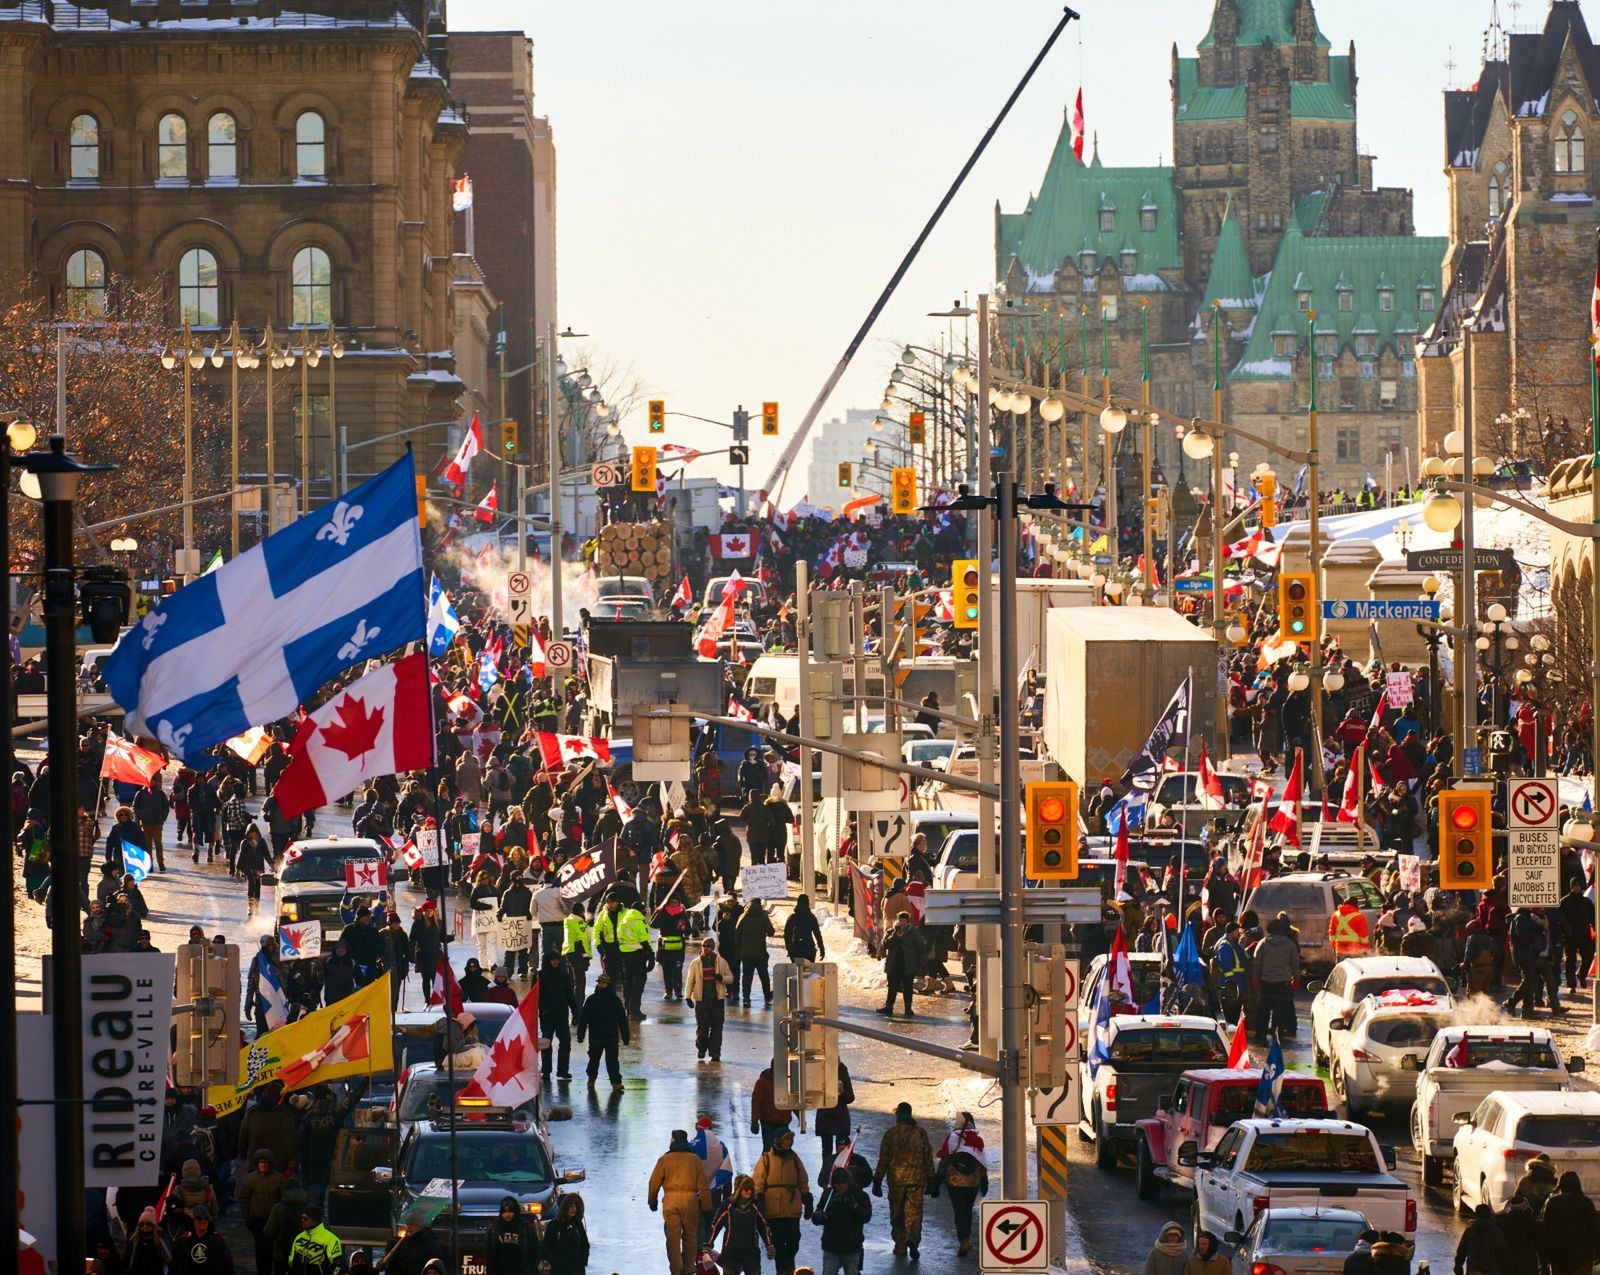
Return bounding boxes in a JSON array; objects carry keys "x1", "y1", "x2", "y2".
[
  {"x1": 1080, "y1": 1014, "x2": 1229, "y2": 1171},
  {"x1": 1132, "y1": 1067, "x2": 1330, "y2": 1200},
  {"x1": 1187, "y1": 1118, "x2": 1415, "y2": 1244},
  {"x1": 1410, "y1": 1025, "x2": 1585, "y2": 1187}
]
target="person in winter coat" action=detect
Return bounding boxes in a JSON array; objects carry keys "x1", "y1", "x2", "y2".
[
  {"x1": 409, "y1": 901, "x2": 445, "y2": 1004},
  {"x1": 737, "y1": 899, "x2": 776, "y2": 1006},
  {"x1": 649, "y1": 1129, "x2": 715, "y2": 1275},
  {"x1": 265, "y1": 1177, "x2": 311, "y2": 1275},
  {"x1": 170, "y1": 1208, "x2": 232, "y2": 1275},
  {"x1": 498, "y1": 870, "x2": 535, "y2": 978},
  {"x1": 1539, "y1": 1170, "x2": 1600, "y2": 1275},
  {"x1": 716, "y1": 897, "x2": 744, "y2": 994},
  {"x1": 322, "y1": 943, "x2": 358, "y2": 1005},
  {"x1": 380, "y1": 914, "x2": 412, "y2": 1012},
  {"x1": 814, "y1": 1165, "x2": 871, "y2": 1275},
  {"x1": 124, "y1": 1207, "x2": 173, "y2": 1275},
  {"x1": 934, "y1": 1112, "x2": 987, "y2": 1256},
  {"x1": 486, "y1": 1194, "x2": 542, "y2": 1275},
  {"x1": 1144, "y1": 1221, "x2": 1189, "y2": 1275},
  {"x1": 1456, "y1": 1203, "x2": 1512, "y2": 1275},
  {"x1": 538, "y1": 952, "x2": 580, "y2": 1080},
  {"x1": 237, "y1": 1088, "x2": 298, "y2": 1179},
  {"x1": 237, "y1": 1148, "x2": 285, "y2": 1274},
  {"x1": 483, "y1": 966, "x2": 519, "y2": 1006},
  {"x1": 685, "y1": 936, "x2": 735, "y2": 1062},
  {"x1": 1513, "y1": 1153, "x2": 1560, "y2": 1214},
  {"x1": 879, "y1": 913, "x2": 927, "y2": 1018},
  {"x1": 171, "y1": 1157, "x2": 219, "y2": 1229},
  {"x1": 1185, "y1": 1231, "x2": 1230, "y2": 1275},
  {"x1": 753, "y1": 1128, "x2": 811, "y2": 1275},
  {"x1": 1495, "y1": 1195, "x2": 1542, "y2": 1275},
  {"x1": 458, "y1": 956, "x2": 491, "y2": 1003},
  {"x1": 813, "y1": 1061, "x2": 855, "y2": 1181},
  {"x1": 575, "y1": 972, "x2": 630, "y2": 1091},
  {"x1": 872, "y1": 1101, "x2": 934, "y2": 1260},
  {"x1": 741, "y1": 791, "x2": 771, "y2": 867},
  {"x1": 738, "y1": 749, "x2": 768, "y2": 805},
  {"x1": 236, "y1": 827, "x2": 270, "y2": 916},
  {"x1": 285, "y1": 1204, "x2": 342, "y2": 1275},
  {"x1": 765, "y1": 786, "x2": 792, "y2": 866},
  {"x1": 750, "y1": 1065, "x2": 793, "y2": 1151},
  {"x1": 782, "y1": 895, "x2": 826, "y2": 962},
  {"x1": 542, "y1": 1193, "x2": 590, "y2": 1275},
  {"x1": 708, "y1": 1175, "x2": 775, "y2": 1275},
  {"x1": 133, "y1": 776, "x2": 171, "y2": 873},
  {"x1": 656, "y1": 899, "x2": 691, "y2": 1000}
]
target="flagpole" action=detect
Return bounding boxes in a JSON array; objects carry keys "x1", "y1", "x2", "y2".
[{"x1": 1178, "y1": 669, "x2": 1192, "y2": 930}]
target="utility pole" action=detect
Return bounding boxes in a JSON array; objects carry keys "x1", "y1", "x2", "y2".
[
  {"x1": 547, "y1": 321, "x2": 564, "y2": 691},
  {"x1": 797, "y1": 560, "x2": 816, "y2": 895},
  {"x1": 975, "y1": 296, "x2": 999, "y2": 1049}
]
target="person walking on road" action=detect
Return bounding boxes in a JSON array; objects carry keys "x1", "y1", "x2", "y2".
[
  {"x1": 1251, "y1": 915, "x2": 1300, "y2": 1041},
  {"x1": 486, "y1": 1193, "x2": 543, "y2": 1275},
  {"x1": 686, "y1": 936, "x2": 734, "y2": 1062},
  {"x1": 1538, "y1": 1170, "x2": 1599, "y2": 1275},
  {"x1": 878, "y1": 913, "x2": 927, "y2": 1019},
  {"x1": 1456, "y1": 1203, "x2": 1512, "y2": 1275},
  {"x1": 751, "y1": 1065, "x2": 793, "y2": 1151},
  {"x1": 783, "y1": 894, "x2": 826, "y2": 962},
  {"x1": 133, "y1": 775, "x2": 171, "y2": 874},
  {"x1": 1143, "y1": 1221, "x2": 1189, "y2": 1275},
  {"x1": 648, "y1": 1128, "x2": 714, "y2": 1275},
  {"x1": 738, "y1": 899, "x2": 776, "y2": 1007},
  {"x1": 813, "y1": 1061, "x2": 855, "y2": 1182},
  {"x1": 617, "y1": 899, "x2": 652, "y2": 1020},
  {"x1": 575, "y1": 971, "x2": 630, "y2": 1092},
  {"x1": 541, "y1": 1193, "x2": 590, "y2": 1275},
  {"x1": 538, "y1": 952, "x2": 580, "y2": 1081},
  {"x1": 872, "y1": 1101, "x2": 934, "y2": 1260},
  {"x1": 814, "y1": 1165, "x2": 871, "y2": 1275},
  {"x1": 1185, "y1": 1231, "x2": 1230, "y2": 1275},
  {"x1": 933, "y1": 1112, "x2": 987, "y2": 1256},
  {"x1": 170, "y1": 1206, "x2": 232, "y2": 1275},
  {"x1": 754, "y1": 1127, "x2": 812, "y2": 1275},
  {"x1": 708, "y1": 1174, "x2": 775, "y2": 1275},
  {"x1": 236, "y1": 1149, "x2": 285, "y2": 1275}
]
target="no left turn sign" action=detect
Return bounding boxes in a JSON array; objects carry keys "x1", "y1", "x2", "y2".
[{"x1": 980, "y1": 1201, "x2": 1049, "y2": 1273}]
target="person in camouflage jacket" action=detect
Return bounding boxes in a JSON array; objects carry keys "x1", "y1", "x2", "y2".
[{"x1": 872, "y1": 1101, "x2": 934, "y2": 1259}]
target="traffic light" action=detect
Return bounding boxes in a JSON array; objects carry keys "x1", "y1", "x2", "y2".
[
  {"x1": 78, "y1": 565, "x2": 131, "y2": 644},
  {"x1": 729, "y1": 444, "x2": 749, "y2": 466},
  {"x1": 1258, "y1": 473, "x2": 1278, "y2": 530},
  {"x1": 174, "y1": 942, "x2": 241, "y2": 1087},
  {"x1": 1025, "y1": 781, "x2": 1079, "y2": 880},
  {"x1": 762, "y1": 401, "x2": 779, "y2": 436},
  {"x1": 499, "y1": 419, "x2": 519, "y2": 455},
  {"x1": 631, "y1": 445, "x2": 657, "y2": 492},
  {"x1": 773, "y1": 962, "x2": 840, "y2": 1111},
  {"x1": 952, "y1": 559, "x2": 980, "y2": 630},
  {"x1": 891, "y1": 467, "x2": 917, "y2": 515},
  {"x1": 416, "y1": 473, "x2": 427, "y2": 528},
  {"x1": 648, "y1": 400, "x2": 666, "y2": 433},
  {"x1": 1277, "y1": 571, "x2": 1317, "y2": 644},
  {"x1": 837, "y1": 462, "x2": 852, "y2": 488},
  {"x1": 1438, "y1": 788, "x2": 1493, "y2": 888},
  {"x1": 908, "y1": 411, "x2": 926, "y2": 446}
]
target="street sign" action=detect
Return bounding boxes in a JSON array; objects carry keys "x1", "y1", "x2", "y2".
[
  {"x1": 1174, "y1": 578, "x2": 1213, "y2": 593},
  {"x1": 1407, "y1": 547, "x2": 1515, "y2": 573},
  {"x1": 923, "y1": 887, "x2": 1102, "y2": 927},
  {"x1": 980, "y1": 1201, "x2": 1049, "y2": 1273},
  {"x1": 864, "y1": 811, "x2": 912, "y2": 861},
  {"x1": 1462, "y1": 747, "x2": 1483, "y2": 776},
  {"x1": 507, "y1": 571, "x2": 532, "y2": 625},
  {"x1": 545, "y1": 639, "x2": 574, "y2": 670},
  {"x1": 1031, "y1": 1075, "x2": 1082, "y2": 1126},
  {"x1": 1509, "y1": 777, "x2": 1561, "y2": 908},
  {"x1": 591, "y1": 461, "x2": 619, "y2": 488},
  {"x1": 1321, "y1": 599, "x2": 1441, "y2": 622},
  {"x1": 1093, "y1": 554, "x2": 1112, "y2": 566}
]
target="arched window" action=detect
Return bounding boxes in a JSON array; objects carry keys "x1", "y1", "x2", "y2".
[
  {"x1": 207, "y1": 113, "x2": 237, "y2": 181},
  {"x1": 292, "y1": 246, "x2": 331, "y2": 324},
  {"x1": 157, "y1": 112, "x2": 187, "y2": 180},
  {"x1": 295, "y1": 111, "x2": 326, "y2": 180},
  {"x1": 69, "y1": 114, "x2": 99, "y2": 180},
  {"x1": 1556, "y1": 110, "x2": 1586, "y2": 174},
  {"x1": 178, "y1": 248, "x2": 219, "y2": 326},
  {"x1": 65, "y1": 248, "x2": 107, "y2": 317},
  {"x1": 1488, "y1": 160, "x2": 1509, "y2": 218}
]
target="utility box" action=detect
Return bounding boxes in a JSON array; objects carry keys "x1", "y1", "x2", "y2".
[
  {"x1": 1041, "y1": 607, "x2": 1217, "y2": 786},
  {"x1": 773, "y1": 962, "x2": 840, "y2": 1111},
  {"x1": 839, "y1": 731, "x2": 904, "y2": 811},
  {"x1": 630, "y1": 704, "x2": 691, "y2": 781},
  {"x1": 174, "y1": 942, "x2": 240, "y2": 1088}
]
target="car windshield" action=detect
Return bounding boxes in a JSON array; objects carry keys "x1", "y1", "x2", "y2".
[
  {"x1": 1351, "y1": 977, "x2": 1449, "y2": 1002},
  {"x1": 1517, "y1": 1116, "x2": 1600, "y2": 1148},
  {"x1": 1215, "y1": 1083, "x2": 1325, "y2": 1121},
  {"x1": 1259, "y1": 1216, "x2": 1370, "y2": 1255},
  {"x1": 282, "y1": 850, "x2": 370, "y2": 884},
  {"x1": 1247, "y1": 1133, "x2": 1380, "y2": 1174},
  {"x1": 1446, "y1": 1038, "x2": 1561, "y2": 1069},
  {"x1": 407, "y1": 1133, "x2": 552, "y2": 1185},
  {"x1": 1107, "y1": 1028, "x2": 1226, "y2": 1068},
  {"x1": 332, "y1": 1128, "x2": 396, "y2": 1181},
  {"x1": 1333, "y1": 880, "x2": 1385, "y2": 909}
]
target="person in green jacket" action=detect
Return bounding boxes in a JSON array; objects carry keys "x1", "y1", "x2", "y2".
[
  {"x1": 562, "y1": 908, "x2": 593, "y2": 993},
  {"x1": 286, "y1": 1204, "x2": 343, "y2": 1275},
  {"x1": 618, "y1": 904, "x2": 651, "y2": 1020}
]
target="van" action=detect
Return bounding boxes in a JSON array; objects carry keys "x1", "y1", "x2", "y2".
[
  {"x1": 744, "y1": 653, "x2": 885, "y2": 716},
  {"x1": 703, "y1": 575, "x2": 770, "y2": 610}
]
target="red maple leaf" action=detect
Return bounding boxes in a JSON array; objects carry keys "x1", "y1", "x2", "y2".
[
  {"x1": 485, "y1": 1034, "x2": 528, "y2": 1087},
  {"x1": 320, "y1": 695, "x2": 385, "y2": 762}
]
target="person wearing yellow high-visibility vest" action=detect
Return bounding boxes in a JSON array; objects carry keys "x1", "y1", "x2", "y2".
[
  {"x1": 595, "y1": 898, "x2": 623, "y2": 985},
  {"x1": 618, "y1": 903, "x2": 652, "y2": 1021},
  {"x1": 1327, "y1": 898, "x2": 1371, "y2": 958},
  {"x1": 563, "y1": 907, "x2": 594, "y2": 993}
]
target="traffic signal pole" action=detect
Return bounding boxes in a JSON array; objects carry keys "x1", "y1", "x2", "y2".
[
  {"x1": 975, "y1": 297, "x2": 999, "y2": 1043},
  {"x1": 547, "y1": 321, "x2": 565, "y2": 694}
]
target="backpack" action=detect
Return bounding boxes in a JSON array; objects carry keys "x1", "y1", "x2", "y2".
[{"x1": 944, "y1": 1150, "x2": 984, "y2": 1190}]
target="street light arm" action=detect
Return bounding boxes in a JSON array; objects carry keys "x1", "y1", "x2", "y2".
[
  {"x1": 1435, "y1": 479, "x2": 1600, "y2": 539},
  {"x1": 665, "y1": 411, "x2": 738, "y2": 432},
  {"x1": 343, "y1": 418, "x2": 461, "y2": 454}
]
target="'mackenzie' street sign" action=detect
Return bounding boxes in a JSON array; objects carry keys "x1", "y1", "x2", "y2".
[{"x1": 1321, "y1": 599, "x2": 1441, "y2": 622}]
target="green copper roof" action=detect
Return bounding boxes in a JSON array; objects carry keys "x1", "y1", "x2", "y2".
[
  {"x1": 1230, "y1": 226, "x2": 1447, "y2": 381},
  {"x1": 1176, "y1": 55, "x2": 1354, "y2": 122},
  {"x1": 1202, "y1": 201, "x2": 1260, "y2": 311},
  {"x1": 1002, "y1": 112, "x2": 1180, "y2": 284},
  {"x1": 1198, "y1": 0, "x2": 1331, "y2": 49}
]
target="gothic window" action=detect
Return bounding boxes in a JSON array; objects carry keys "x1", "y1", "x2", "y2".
[
  {"x1": 208, "y1": 113, "x2": 237, "y2": 181},
  {"x1": 1355, "y1": 334, "x2": 1377, "y2": 357},
  {"x1": 1556, "y1": 110, "x2": 1585, "y2": 174},
  {"x1": 1259, "y1": 126, "x2": 1278, "y2": 155},
  {"x1": 157, "y1": 112, "x2": 187, "y2": 180},
  {"x1": 1121, "y1": 248, "x2": 1137, "y2": 274},
  {"x1": 65, "y1": 248, "x2": 107, "y2": 317},
  {"x1": 1317, "y1": 333, "x2": 1338, "y2": 357},
  {"x1": 70, "y1": 114, "x2": 99, "y2": 180},
  {"x1": 1273, "y1": 334, "x2": 1295, "y2": 357},
  {"x1": 1079, "y1": 250, "x2": 1097, "y2": 273},
  {"x1": 1418, "y1": 286, "x2": 1436, "y2": 312},
  {"x1": 178, "y1": 247, "x2": 219, "y2": 326}
]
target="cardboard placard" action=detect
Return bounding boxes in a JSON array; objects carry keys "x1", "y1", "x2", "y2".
[
  {"x1": 740, "y1": 861, "x2": 788, "y2": 900},
  {"x1": 500, "y1": 917, "x2": 533, "y2": 951}
]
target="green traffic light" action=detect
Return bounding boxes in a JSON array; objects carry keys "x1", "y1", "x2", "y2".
[{"x1": 1290, "y1": 619, "x2": 1305, "y2": 633}]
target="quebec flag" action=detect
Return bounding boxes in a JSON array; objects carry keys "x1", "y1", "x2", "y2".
[
  {"x1": 427, "y1": 575, "x2": 462, "y2": 658},
  {"x1": 103, "y1": 454, "x2": 426, "y2": 761}
]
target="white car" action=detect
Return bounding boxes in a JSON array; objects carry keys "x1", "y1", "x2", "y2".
[
  {"x1": 1452, "y1": 1090, "x2": 1600, "y2": 1213},
  {"x1": 1327, "y1": 992, "x2": 1452, "y2": 1119},
  {"x1": 1309, "y1": 956, "x2": 1453, "y2": 1069},
  {"x1": 1224, "y1": 1206, "x2": 1373, "y2": 1275}
]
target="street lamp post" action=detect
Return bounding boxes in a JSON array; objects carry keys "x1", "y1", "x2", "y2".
[
  {"x1": 1418, "y1": 575, "x2": 1449, "y2": 738},
  {"x1": 1475, "y1": 602, "x2": 1519, "y2": 726}
]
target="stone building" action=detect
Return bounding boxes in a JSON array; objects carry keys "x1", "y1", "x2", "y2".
[
  {"x1": 1417, "y1": 1, "x2": 1600, "y2": 466},
  {"x1": 0, "y1": 0, "x2": 496, "y2": 518},
  {"x1": 995, "y1": 0, "x2": 1442, "y2": 499}
]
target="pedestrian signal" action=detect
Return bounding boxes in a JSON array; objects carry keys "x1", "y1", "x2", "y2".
[
  {"x1": 762, "y1": 402, "x2": 779, "y2": 436},
  {"x1": 1277, "y1": 572, "x2": 1316, "y2": 644},
  {"x1": 1025, "y1": 781, "x2": 1079, "y2": 880},
  {"x1": 499, "y1": 419, "x2": 519, "y2": 455},
  {"x1": 891, "y1": 468, "x2": 917, "y2": 516},
  {"x1": 1259, "y1": 473, "x2": 1278, "y2": 530},
  {"x1": 631, "y1": 446, "x2": 657, "y2": 492},
  {"x1": 952, "y1": 559, "x2": 980, "y2": 631},
  {"x1": 908, "y1": 411, "x2": 926, "y2": 446},
  {"x1": 1439, "y1": 788, "x2": 1493, "y2": 888},
  {"x1": 648, "y1": 400, "x2": 666, "y2": 434},
  {"x1": 837, "y1": 462, "x2": 852, "y2": 488}
]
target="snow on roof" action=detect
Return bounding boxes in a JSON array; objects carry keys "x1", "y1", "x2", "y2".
[{"x1": 10, "y1": 2, "x2": 422, "y2": 32}]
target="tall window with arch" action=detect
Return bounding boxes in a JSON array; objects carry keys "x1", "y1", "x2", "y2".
[
  {"x1": 65, "y1": 249, "x2": 107, "y2": 317},
  {"x1": 69, "y1": 114, "x2": 99, "y2": 180},
  {"x1": 207, "y1": 113, "x2": 237, "y2": 181},
  {"x1": 295, "y1": 111, "x2": 326, "y2": 180},
  {"x1": 292, "y1": 246, "x2": 331, "y2": 325},
  {"x1": 179, "y1": 248, "x2": 219, "y2": 326},
  {"x1": 1556, "y1": 110, "x2": 1586, "y2": 174},
  {"x1": 1487, "y1": 160, "x2": 1508, "y2": 218},
  {"x1": 157, "y1": 112, "x2": 187, "y2": 180}
]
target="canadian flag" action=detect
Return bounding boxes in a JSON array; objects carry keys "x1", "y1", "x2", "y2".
[
  {"x1": 1267, "y1": 753, "x2": 1304, "y2": 847},
  {"x1": 345, "y1": 859, "x2": 389, "y2": 889},
  {"x1": 278, "y1": 1015, "x2": 372, "y2": 1091},
  {"x1": 440, "y1": 413, "x2": 484, "y2": 488},
  {"x1": 101, "y1": 731, "x2": 166, "y2": 787},
  {"x1": 711, "y1": 532, "x2": 752, "y2": 559},
  {"x1": 457, "y1": 981, "x2": 541, "y2": 1107},
  {"x1": 400, "y1": 840, "x2": 426, "y2": 871},
  {"x1": 770, "y1": 504, "x2": 792, "y2": 534},
  {"x1": 272, "y1": 653, "x2": 435, "y2": 821},
  {"x1": 1071, "y1": 88, "x2": 1086, "y2": 162},
  {"x1": 695, "y1": 593, "x2": 736, "y2": 658},
  {"x1": 671, "y1": 575, "x2": 693, "y2": 610},
  {"x1": 1338, "y1": 744, "x2": 1366, "y2": 823},
  {"x1": 447, "y1": 691, "x2": 484, "y2": 730},
  {"x1": 429, "y1": 955, "x2": 463, "y2": 1014},
  {"x1": 728, "y1": 697, "x2": 755, "y2": 723},
  {"x1": 1241, "y1": 787, "x2": 1273, "y2": 891},
  {"x1": 1113, "y1": 813, "x2": 1130, "y2": 898},
  {"x1": 474, "y1": 482, "x2": 499, "y2": 524},
  {"x1": 1197, "y1": 741, "x2": 1225, "y2": 810},
  {"x1": 608, "y1": 782, "x2": 633, "y2": 821},
  {"x1": 536, "y1": 732, "x2": 613, "y2": 772},
  {"x1": 721, "y1": 569, "x2": 748, "y2": 599}
]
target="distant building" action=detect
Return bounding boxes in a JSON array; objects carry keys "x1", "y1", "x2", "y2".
[
  {"x1": 806, "y1": 408, "x2": 902, "y2": 509},
  {"x1": 995, "y1": 0, "x2": 1443, "y2": 500}
]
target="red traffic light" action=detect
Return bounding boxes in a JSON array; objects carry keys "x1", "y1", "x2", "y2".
[
  {"x1": 1037, "y1": 795, "x2": 1067, "y2": 822},
  {"x1": 1450, "y1": 803, "x2": 1480, "y2": 831}
]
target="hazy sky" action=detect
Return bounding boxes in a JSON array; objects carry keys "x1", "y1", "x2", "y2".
[{"x1": 452, "y1": 0, "x2": 1547, "y2": 491}]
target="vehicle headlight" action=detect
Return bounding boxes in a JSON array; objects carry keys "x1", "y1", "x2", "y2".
[
  {"x1": 282, "y1": 901, "x2": 299, "y2": 920},
  {"x1": 525, "y1": 1201, "x2": 542, "y2": 1215}
]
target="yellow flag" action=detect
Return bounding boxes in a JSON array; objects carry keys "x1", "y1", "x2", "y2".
[
  {"x1": 1088, "y1": 533, "x2": 1108, "y2": 555},
  {"x1": 207, "y1": 976, "x2": 393, "y2": 1116}
]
